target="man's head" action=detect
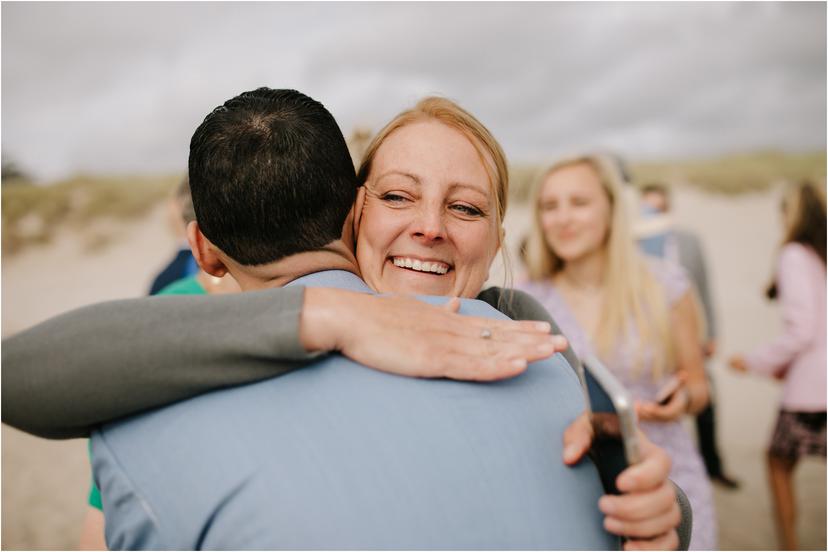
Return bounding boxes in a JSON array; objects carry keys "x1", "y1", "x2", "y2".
[
  {"x1": 188, "y1": 88, "x2": 358, "y2": 267},
  {"x1": 640, "y1": 183, "x2": 671, "y2": 214}
]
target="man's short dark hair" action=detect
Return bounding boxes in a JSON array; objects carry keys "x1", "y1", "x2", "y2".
[{"x1": 189, "y1": 88, "x2": 358, "y2": 265}]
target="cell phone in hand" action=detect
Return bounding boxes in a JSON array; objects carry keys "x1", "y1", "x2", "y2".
[
  {"x1": 582, "y1": 354, "x2": 642, "y2": 495},
  {"x1": 655, "y1": 375, "x2": 683, "y2": 406}
]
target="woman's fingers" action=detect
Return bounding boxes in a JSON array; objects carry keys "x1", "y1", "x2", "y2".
[
  {"x1": 615, "y1": 434, "x2": 672, "y2": 492},
  {"x1": 441, "y1": 296, "x2": 462, "y2": 313},
  {"x1": 442, "y1": 352, "x2": 529, "y2": 381},
  {"x1": 332, "y1": 292, "x2": 571, "y2": 382},
  {"x1": 604, "y1": 502, "x2": 681, "y2": 539},
  {"x1": 623, "y1": 529, "x2": 679, "y2": 550},
  {"x1": 635, "y1": 393, "x2": 685, "y2": 422},
  {"x1": 561, "y1": 412, "x2": 593, "y2": 464},
  {"x1": 599, "y1": 480, "x2": 676, "y2": 520}
]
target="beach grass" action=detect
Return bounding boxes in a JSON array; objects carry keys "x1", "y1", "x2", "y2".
[
  {"x1": 508, "y1": 150, "x2": 827, "y2": 203},
  {"x1": 3, "y1": 149, "x2": 825, "y2": 256},
  {"x1": 2, "y1": 174, "x2": 181, "y2": 254}
]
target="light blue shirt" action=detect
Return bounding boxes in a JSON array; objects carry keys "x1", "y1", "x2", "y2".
[{"x1": 92, "y1": 270, "x2": 615, "y2": 550}]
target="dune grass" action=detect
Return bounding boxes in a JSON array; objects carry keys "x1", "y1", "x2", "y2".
[
  {"x1": 2, "y1": 150, "x2": 825, "y2": 256},
  {"x1": 2, "y1": 174, "x2": 181, "y2": 254},
  {"x1": 508, "y1": 150, "x2": 826, "y2": 203}
]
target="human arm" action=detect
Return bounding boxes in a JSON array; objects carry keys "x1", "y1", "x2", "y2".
[
  {"x1": 637, "y1": 290, "x2": 709, "y2": 422},
  {"x1": 482, "y1": 287, "x2": 688, "y2": 549},
  {"x1": 2, "y1": 286, "x2": 311, "y2": 439},
  {"x1": 3, "y1": 286, "x2": 563, "y2": 439},
  {"x1": 78, "y1": 507, "x2": 107, "y2": 550},
  {"x1": 733, "y1": 244, "x2": 820, "y2": 377},
  {"x1": 562, "y1": 413, "x2": 684, "y2": 550}
]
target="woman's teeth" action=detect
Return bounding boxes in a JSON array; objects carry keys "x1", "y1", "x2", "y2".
[{"x1": 392, "y1": 257, "x2": 449, "y2": 275}]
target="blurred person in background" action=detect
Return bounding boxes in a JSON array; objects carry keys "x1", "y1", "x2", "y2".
[
  {"x1": 77, "y1": 174, "x2": 241, "y2": 550},
  {"x1": 637, "y1": 182, "x2": 740, "y2": 490},
  {"x1": 146, "y1": 177, "x2": 200, "y2": 295},
  {"x1": 729, "y1": 181, "x2": 827, "y2": 551},
  {"x1": 517, "y1": 154, "x2": 716, "y2": 550}
]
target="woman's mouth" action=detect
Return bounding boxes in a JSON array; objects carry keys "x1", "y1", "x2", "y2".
[{"x1": 390, "y1": 256, "x2": 450, "y2": 275}]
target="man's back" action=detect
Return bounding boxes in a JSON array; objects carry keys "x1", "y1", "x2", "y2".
[{"x1": 92, "y1": 272, "x2": 614, "y2": 550}]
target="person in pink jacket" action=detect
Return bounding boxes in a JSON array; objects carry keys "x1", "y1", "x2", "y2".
[{"x1": 729, "y1": 181, "x2": 826, "y2": 551}]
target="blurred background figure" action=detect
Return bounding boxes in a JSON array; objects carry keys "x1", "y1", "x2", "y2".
[
  {"x1": 77, "y1": 176, "x2": 240, "y2": 550},
  {"x1": 517, "y1": 154, "x2": 716, "y2": 550},
  {"x1": 636, "y1": 182, "x2": 740, "y2": 490},
  {"x1": 147, "y1": 177, "x2": 200, "y2": 295},
  {"x1": 728, "y1": 181, "x2": 827, "y2": 550}
]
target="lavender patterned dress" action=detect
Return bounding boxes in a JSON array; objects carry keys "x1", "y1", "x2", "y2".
[{"x1": 518, "y1": 259, "x2": 717, "y2": 550}]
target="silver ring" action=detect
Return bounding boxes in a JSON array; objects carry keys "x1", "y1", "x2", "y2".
[{"x1": 480, "y1": 328, "x2": 492, "y2": 340}]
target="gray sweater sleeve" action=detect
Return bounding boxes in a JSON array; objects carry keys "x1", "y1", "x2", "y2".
[{"x1": 2, "y1": 286, "x2": 314, "y2": 439}]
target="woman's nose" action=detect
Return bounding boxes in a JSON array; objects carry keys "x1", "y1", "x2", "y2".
[
  {"x1": 553, "y1": 204, "x2": 573, "y2": 225},
  {"x1": 411, "y1": 204, "x2": 447, "y2": 243}
]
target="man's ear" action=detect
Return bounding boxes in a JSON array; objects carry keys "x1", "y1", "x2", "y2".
[
  {"x1": 186, "y1": 221, "x2": 229, "y2": 278},
  {"x1": 352, "y1": 186, "x2": 367, "y2": 239}
]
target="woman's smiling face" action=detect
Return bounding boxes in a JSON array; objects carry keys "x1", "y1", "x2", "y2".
[{"x1": 355, "y1": 119, "x2": 500, "y2": 298}]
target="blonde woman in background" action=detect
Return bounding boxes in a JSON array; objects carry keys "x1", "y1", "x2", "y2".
[
  {"x1": 517, "y1": 154, "x2": 715, "y2": 549},
  {"x1": 729, "y1": 181, "x2": 826, "y2": 551}
]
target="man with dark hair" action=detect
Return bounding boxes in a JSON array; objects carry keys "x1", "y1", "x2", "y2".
[
  {"x1": 189, "y1": 88, "x2": 359, "y2": 265},
  {"x1": 638, "y1": 182, "x2": 740, "y2": 489}
]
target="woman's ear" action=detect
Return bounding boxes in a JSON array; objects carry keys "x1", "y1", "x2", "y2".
[
  {"x1": 352, "y1": 186, "x2": 367, "y2": 240},
  {"x1": 187, "y1": 221, "x2": 228, "y2": 278}
]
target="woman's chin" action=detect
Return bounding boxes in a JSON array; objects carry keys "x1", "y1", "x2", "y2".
[{"x1": 379, "y1": 265, "x2": 455, "y2": 296}]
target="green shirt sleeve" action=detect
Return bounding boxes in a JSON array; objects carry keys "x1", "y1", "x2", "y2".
[
  {"x1": 156, "y1": 275, "x2": 206, "y2": 296},
  {"x1": 87, "y1": 441, "x2": 102, "y2": 510}
]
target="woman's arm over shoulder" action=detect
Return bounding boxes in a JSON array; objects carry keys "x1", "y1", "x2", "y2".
[
  {"x1": 743, "y1": 243, "x2": 823, "y2": 376},
  {"x1": 2, "y1": 286, "x2": 314, "y2": 439}
]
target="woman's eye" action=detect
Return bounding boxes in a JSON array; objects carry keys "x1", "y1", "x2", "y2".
[
  {"x1": 381, "y1": 193, "x2": 410, "y2": 204},
  {"x1": 572, "y1": 198, "x2": 590, "y2": 207},
  {"x1": 451, "y1": 203, "x2": 484, "y2": 217}
]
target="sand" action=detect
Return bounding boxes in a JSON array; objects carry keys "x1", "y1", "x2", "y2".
[{"x1": 2, "y1": 188, "x2": 826, "y2": 550}]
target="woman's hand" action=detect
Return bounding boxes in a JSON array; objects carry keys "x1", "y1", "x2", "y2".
[
  {"x1": 563, "y1": 414, "x2": 681, "y2": 550},
  {"x1": 728, "y1": 355, "x2": 748, "y2": 373},
  {"x1": 635, "y1": 375, "x2": 690, "y2": 423},
  {"x1": 300, "y1": 288, "x2": 568, "y2": 381}
]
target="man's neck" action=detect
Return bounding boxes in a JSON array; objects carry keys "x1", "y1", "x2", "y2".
[{"x1": 228, "y1": 240, "x2": 361, "y2": 292}]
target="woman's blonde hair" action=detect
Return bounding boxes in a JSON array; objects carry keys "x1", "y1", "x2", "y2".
[
  {"x1": 525, "y1": 153, "x2": 674, "y2": 379},
  {"x1": 356, "y1": 97, "x2": 509, "y2": 247}
]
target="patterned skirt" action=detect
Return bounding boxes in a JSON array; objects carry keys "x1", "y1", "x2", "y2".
[{"x1": 769, "y1": 410, "x2": 827, "y2": 461}]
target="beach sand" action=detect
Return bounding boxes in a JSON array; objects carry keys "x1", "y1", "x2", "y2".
[{"x1": 2, "y1": 187, "x2": 826, "y2": 550}]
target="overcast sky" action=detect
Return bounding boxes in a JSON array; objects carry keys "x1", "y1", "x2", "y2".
[{"x1": 2, "y1": 2, "x2": 825, "y2": 183}]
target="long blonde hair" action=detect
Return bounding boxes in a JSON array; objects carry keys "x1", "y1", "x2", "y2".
[{"x1": 525, "y1": 154, "x2": 675, "y2": 379}]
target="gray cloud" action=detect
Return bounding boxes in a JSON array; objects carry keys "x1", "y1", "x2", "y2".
[{"x1": 2, "y1": 1, "x2": 824, "y2": 182}]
